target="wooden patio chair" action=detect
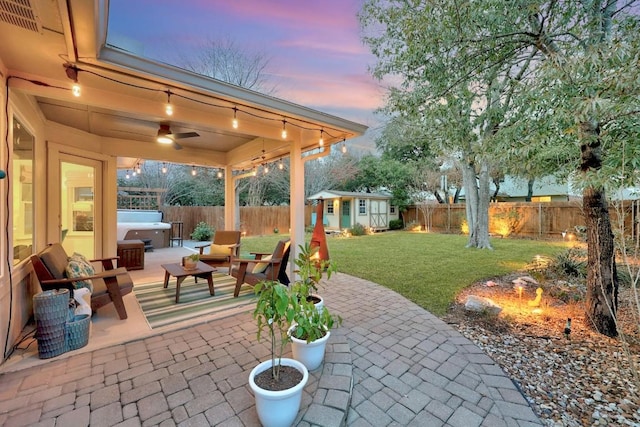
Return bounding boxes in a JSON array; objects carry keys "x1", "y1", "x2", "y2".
[
  {"x1": 194, "y1": 230, "x2": 242, "y2": 271},
  {"x1": 30, "y1": 243, "x2": 134, "y2": 319},
  {"x1": 230, "y1": 238, "x2": 291, "y2": 297}
]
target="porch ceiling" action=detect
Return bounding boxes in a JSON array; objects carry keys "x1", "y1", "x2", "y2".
[{"x1": 0, "y1": 0, "x2": 367, "y2": 171}]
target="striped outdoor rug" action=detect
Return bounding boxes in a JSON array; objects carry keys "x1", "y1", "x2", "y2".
[{"x1": 134, "y1": 273, "x2": 256, "y2": 329}]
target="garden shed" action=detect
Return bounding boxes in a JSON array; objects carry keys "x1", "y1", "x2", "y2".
[{"x1": 308, "y1": 190, "x2": 399, "y2": 232}]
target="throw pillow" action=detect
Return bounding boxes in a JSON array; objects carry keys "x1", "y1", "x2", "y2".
[
  {"x1": 209, "y1": 244, "x2": 233, "y2": 256},
  {"x1": 65, "y1": 252, "x2": 95, "y2": 292},
  {"x1": 252, "y1": 255, "x2": 272, "y2": 274}
]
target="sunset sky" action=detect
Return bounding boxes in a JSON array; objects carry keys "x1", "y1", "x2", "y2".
[{"x1": 108, "y1": 0, "x2": 385, "y2": 149}]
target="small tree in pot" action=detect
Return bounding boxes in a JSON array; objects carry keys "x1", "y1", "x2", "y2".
[
  {"x1": 294, "y1": 243, "x2": 337, "y2": 309},
  {"x1": 288, "y1": 289, "x2": 342, "y2": 370},
  {"x1": 250, "y1": 280, "x2": 309, "y2": 427}
]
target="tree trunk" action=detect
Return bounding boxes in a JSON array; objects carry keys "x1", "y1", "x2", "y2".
[
  {"x1": 581, "y1": 121, "x2": 618, "y2": 337},
  {"x1": 526, "y1": 178, "x2": 535, "y2": 202},
  {"x1": 462, "y1": 161, "x2": 479, "y2": 247},
  {"x1": 583, "y1": 187, "x2": 618, "y2": 337},
  {"x1": 476, "y1": 162, "x2": 493, "y2": 249}
]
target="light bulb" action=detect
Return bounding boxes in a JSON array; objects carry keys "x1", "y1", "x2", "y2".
[
  {"x1": 72, "y1": 83, "x2": 81, "y2": 97},
  {"x1": 165, "y1": 91, "x2": 173, "y2": 116},
  {"x1": 281, "y1": 120, "x2": 287, "y2": 139},
  {"x1": 191, "y1": 166, "x2": 197, "y2": 176},
  {"x1": 341, "y1": 143, "x2": 347, "y2": 154},
  {"x1": 132, "y1": 171, "x2": 137, "y2": 177},
  {"x1": 319, "y1": 130, "x2": 324, "y2": 146},
  {"x1": 278, "y1": 161, "x2": 284, "y2": 170},
  {"x1": 252, "y1": 168, "x2": 257, "y2": 176},
  {"x1": 217, "y1": 170, "x2": 223, "y2": 178},
  {"x1": 161, "y1": 163, "x2": 167, "y2": 174},
  {"x1": 264, "y1": 165, "x2": 269, "y2": 174},
  {"x1": 232, "y1": 107, "x2": 238, "y2": 129},
  {"x1": 125, "y1": 171, "x2": 130, "y2": 179},
  {"x1": 136, "y1": 163, "x2": 141, "y2": 174}
]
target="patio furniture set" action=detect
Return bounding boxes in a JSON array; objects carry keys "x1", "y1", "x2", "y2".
[{"x1": 28, "y1": 231, "x2": 292, "y2": 358}]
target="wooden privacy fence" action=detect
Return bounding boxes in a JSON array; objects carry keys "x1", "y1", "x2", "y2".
[
  {"x1": 160, "y1": 201, "x2": 640, "y2": 240},
  {"x1": 403, "y1": 201, "x2": 640, "y2": 239},
  {"x1": 161, "y1": 206, "x2": 313, "y2": 238}
]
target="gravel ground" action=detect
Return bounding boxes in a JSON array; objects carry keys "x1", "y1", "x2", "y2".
[{"x1": 443, "y1": 273, "x2": 640, "y2": 426}]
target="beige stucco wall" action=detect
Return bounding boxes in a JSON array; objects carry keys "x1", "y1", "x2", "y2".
[{"x1": 0, "y1": 88, "x2": 120, "y2": 362}]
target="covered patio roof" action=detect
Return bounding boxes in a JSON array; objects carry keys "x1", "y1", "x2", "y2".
[{"x1": 0, "y1": 0, "x2": 367, "y2": 171}]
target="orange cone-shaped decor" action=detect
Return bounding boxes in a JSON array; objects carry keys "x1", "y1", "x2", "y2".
[{"x1": 310, "y1": 198, "x2": 329, "y2": 263}]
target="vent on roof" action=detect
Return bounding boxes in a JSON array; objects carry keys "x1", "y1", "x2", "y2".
[{"x1": 0, "y1": 0, "x2": 41, "y2": 33}]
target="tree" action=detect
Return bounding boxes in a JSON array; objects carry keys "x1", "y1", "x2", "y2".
[
  {"x1": 177, "y1": 36, "x2": 276, "y2": 94},
  {"x1": 360, "y1": 0, "x2": 640, "y2": 336}
]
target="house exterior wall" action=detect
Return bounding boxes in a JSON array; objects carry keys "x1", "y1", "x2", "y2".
[{"x1": 0, "y1": 88, "x2": 121, "y2": 363}]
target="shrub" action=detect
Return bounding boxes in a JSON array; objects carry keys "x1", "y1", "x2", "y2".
[
  {"x1": 190, "y1": 222, "x2": 214, "y2": 241},
  {"x1": 349, "y1": 223, "x2": 366, "y2": 236},
  {"x1": 548, "y1": 248, "x2": 587, "y2": 279},
  {"x1": 389, "y1": 219, "x2": 404, "y2": 230}
]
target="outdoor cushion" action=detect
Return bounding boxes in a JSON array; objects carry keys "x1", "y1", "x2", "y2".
[
  {"x1": 252, "y1": 255, "x2": 272, "y2": 274},
  {"x1": 209, "y1": 243, "x2": 234, "y2": 256},
  {"x1": 65, "y1": 252, "x2": 95, "y2": 292}
]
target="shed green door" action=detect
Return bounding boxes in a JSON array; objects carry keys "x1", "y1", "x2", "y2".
[{"x1": 341, "y1": 200, "x2": 351, "y2": 228}]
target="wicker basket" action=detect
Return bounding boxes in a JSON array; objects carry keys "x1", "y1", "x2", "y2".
[
  {"x1": 33, "y1": 289, "x2": 70, "y2": 359},
  {"x1": 65, "y1": 314, "x2": 91, "y2": 351}
]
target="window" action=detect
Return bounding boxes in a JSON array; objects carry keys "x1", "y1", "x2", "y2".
[
  {"x1": 390, "y1": 205, "x2": 396, "y2": 214},
  {"x1": 12, "y1": 117, "x2": 34, "y2": 264},
  {"x1": 327, "y1": 203, "x2": 334, "y2": 214},
  {"x1": 359, "y1": 199, "x2": 366, "y2": 215}
]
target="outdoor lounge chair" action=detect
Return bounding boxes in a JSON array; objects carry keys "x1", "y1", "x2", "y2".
[
  {"x1": 30, "y1": 243, "x2": 134, "y2": 319},
  {"x1": 230, "y1": 238, "x2": 291, "y2": 297},
  {"x1": 194, "y1": 230, "x2": 242, "y2": 271}
]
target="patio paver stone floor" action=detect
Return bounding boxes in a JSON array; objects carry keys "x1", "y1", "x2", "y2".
[{"x1": 0, "y1": 271, "x2": 541, "y2": 426}]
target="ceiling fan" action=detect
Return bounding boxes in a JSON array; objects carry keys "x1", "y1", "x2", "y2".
[{"x1": 156, "y1": 124, "x2": 199, "y2": 150}]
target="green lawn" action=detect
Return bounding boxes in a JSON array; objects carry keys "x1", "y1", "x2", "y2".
[{"x1": 239, "y1": 231, "x2": 569, "y2": 316}]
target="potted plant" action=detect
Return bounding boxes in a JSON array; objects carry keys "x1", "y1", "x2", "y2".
[
  {"x1": 288, "y1": 290, "x2": 341, "y2": 370},
  {"x1": 249, "y1": 280, "x2": 309, "y2": 427},
  {"x1": 293, "y1": 243, "x2": 337, "y2": 312},
  {"x1": 182, "y1": 253, "x2": 199, "y2": 270}
]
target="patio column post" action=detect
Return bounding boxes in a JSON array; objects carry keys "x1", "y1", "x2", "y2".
[
  {"x1": 223, "y1": 166, "x2": 235, "y2": 230},
  {"x1": 290, "y1": 139, "x2": 304, "y2": 280}
]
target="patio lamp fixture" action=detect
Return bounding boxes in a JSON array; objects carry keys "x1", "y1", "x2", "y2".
[
  {"x1": 157, "y1": 124, "x2": 173, "y2": 144},
  {"x1": 64, "y1": 64, "x2": 81, "y2": 97}
]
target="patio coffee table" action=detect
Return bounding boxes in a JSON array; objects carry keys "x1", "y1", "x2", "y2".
[{"x1": 161, "y1": 261, "x2": 216, "y2": 303}]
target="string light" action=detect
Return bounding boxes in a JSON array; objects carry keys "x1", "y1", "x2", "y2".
[
  {"x1": 132, "y1": 170, "x2": 137, "y2": 177},
  {"x1": 319, "y1": 129, "x2": 324, "y2": 146},
  {"x1": 341, "y1": 138, "x2": 347, "y2": 154},
  {"x1": 161, "y1": 162, "x2": 167, "y2": 174},
  {"x1": 125, "y1": 170, "x2": 130, "y2": 179},
  {"x1": 64, "y1": 64, "x2": 81, "y2": 97},
  {"x1": 136, "y1": 162, "x2": 141, "y2": 174},
  {"x1": 278, "y1": 159, "x2": 284, "y2": 170},
  {"x1": 50, "y1": 64, "x2": 358, "y2": 149},
  {"x1": 232, "y1": 107, "x2": 238, "y2": 129},
  {"x1": 165, "y1": 90, "x2": 173, "y2": 116},
  {"x1": 252, "y1": 167, "x2": 257, "y2": 176},
  {"x1": 217, "y1": 169, "x2": 223, "y2": 178},
  {"x1": 263, "y1": 164, "x2": 269, "y2": 174},
  {"x1": 191, "y1": 165, "x2": 197, "y2": 176}
]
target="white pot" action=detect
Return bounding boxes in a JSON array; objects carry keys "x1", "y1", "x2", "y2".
[
  {"x1": 289, "y1": 326, "x2": 331, "y2": 371},
  {"x1": 311, "y1": 293, "x2": 324, "y2": 313},
  {"x1": 249, "y1": 358, "x2": 309, "y2": 427}
]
